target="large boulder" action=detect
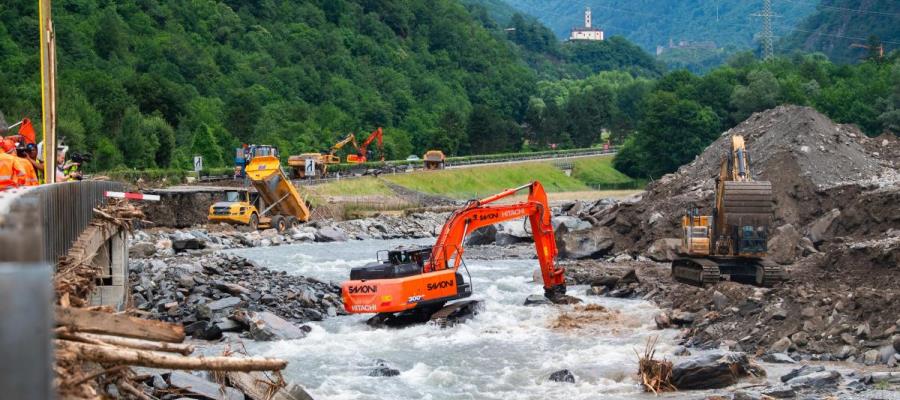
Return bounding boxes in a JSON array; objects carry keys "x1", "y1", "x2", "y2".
[
  {"x1": 555, "y1": 225, "x2": 615, "y2": 259},
  {"x1": 552, "y1": 216, "x2": 592, "y2": 233},
  {"x1": 646, "y1": 238, "x2": 682, "y2": 262},
  {"x1": 315, "y1": 227, "x2": 348, "y2": 242},
  {"x1": 767, "y1": 224, "x2": 802, "y2": 265},
  {"x1": 465, "y1": 225, "x2": 498, "y2": 246},
  {"x1": 495, "y1": 221, "x2": 532, "y2": 246},
  {"x1": 807, "y1": 209, "x2": 840, "y2": 244},
  {"x1": 129, "y1": 242, "x2": 157, "y2": 258},
  {"x1": 235, "y1": 311, "x2": 308, "y2": 341},
  {"x1": 671, "y1": 352, "x2": 759, "y2": 390},
  {"x1": 549, "y1": 369, "x2": 575, "y2": 383}
]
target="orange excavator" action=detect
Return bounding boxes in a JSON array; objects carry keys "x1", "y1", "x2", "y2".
[
  {"x1": 346, "y1": 127, "x2": 384, "y2": 164},
  {"x1": 341, "y1": 181, "x2": 568, "y2": 326}
]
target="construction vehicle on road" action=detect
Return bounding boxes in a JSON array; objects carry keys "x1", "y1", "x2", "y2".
[
  {"x1": 288, "y1": 133, "x2": 357, "y2": 179},
  {"x1": 423, "y1": 150, "x2": 446, "y2": 170},
  {"x1": 209, "y1": 146, "x2": 310, "y2": 231},
  {"x1": 341, "y1": 181, "x2": 569, "y2": 326},
  {"x1": 346, "y1": 127, "x2": 384, "y2": 164},
  {"x1": 672, "y1": 135, "x2": 784, "y2": 287}
]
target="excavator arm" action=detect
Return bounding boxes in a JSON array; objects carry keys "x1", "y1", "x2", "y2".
[
  {"x1": 427, "y1": 182, "x2": 565, "y2": 296},
  {"x1": 329, "y1": 133, "x2": 357, "y2": 156},
  {"x1": 341, "y1": 181, "x2": 567, "y2": 318},
  {"x1": 348, "y1": 127, "x2": 384, "y2": 163}
]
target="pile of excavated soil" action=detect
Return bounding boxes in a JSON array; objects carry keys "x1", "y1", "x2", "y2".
[{"x1": 599, "y1": 105, "x2": 899, "y2": 253}]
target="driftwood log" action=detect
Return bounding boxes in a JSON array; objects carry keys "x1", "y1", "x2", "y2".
[
  {"x1": 57, "y1": 340, "x2": 288, "y2": 372},
  {"x1": 57, "y1": 331, "x2": 195, "y2": 355},
  {"x1": 56, "y1": 307, "x2": 185, "y2": 343}
]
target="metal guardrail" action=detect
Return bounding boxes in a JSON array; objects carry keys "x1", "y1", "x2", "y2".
[
  {"x1": 0, "y1": 181, "x2": 123, "y2": 264},
  {"x1": 298, "y1": 148, "x2": 618, "y2": 186}
]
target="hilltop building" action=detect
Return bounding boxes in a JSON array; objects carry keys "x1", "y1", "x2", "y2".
[{"x1": 569, "y1": 7, "x2": 604, "y2": 41}]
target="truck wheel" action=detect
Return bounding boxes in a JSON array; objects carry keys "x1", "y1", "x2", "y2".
[
  {"x1": 274, "y1": 216, "x2": 287, "y2": 233},
  {"x1": 287, "y1": 216, "x2": 298, "y2": 229},
  {"x1": 249, "y1": 213, "x2": 259, "y2": 230}
]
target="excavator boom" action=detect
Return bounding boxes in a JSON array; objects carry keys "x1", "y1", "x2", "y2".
[
  {"x1": 346, "y1": 127, "x2": 384, "y2": 163},
  {"x1": 341, "y1": 181, "x2": 566, "y2": 323}
]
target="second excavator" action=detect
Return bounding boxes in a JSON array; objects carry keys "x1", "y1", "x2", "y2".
[
  {"x1": 341, "y1": 181, "x2": 569, "y2": 326},
  {"x1": 672, "y1": 135, "x2": 785, "y2": 287}
]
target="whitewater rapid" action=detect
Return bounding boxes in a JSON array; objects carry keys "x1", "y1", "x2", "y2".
[{"x1": 231, "y1": 239, "x2": 681, "y2": 400}]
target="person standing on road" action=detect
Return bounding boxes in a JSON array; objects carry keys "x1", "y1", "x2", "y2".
[{"x1": 0, "y1": 139, "x2": 22, "y2": 190}]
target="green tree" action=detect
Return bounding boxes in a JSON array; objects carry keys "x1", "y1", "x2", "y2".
[
  {"x1": 191, "y1": 124, "x2": 225, "y2": 168},
  {"x1": 730, "y1": 70, "x2": 781, "y2": 121}
]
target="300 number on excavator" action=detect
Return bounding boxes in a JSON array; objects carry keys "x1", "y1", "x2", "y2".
[{"x1": 341, "y1": 181, "x2": 570, "y2": 327}]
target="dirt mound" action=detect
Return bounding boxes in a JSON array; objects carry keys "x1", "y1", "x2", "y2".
[{"x1": 589, "y1": 105, "x2": 899, "y2": 253}]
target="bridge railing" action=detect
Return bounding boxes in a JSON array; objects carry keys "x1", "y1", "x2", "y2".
[{"x1": 0, "y1": 181, "x2": 123, "y2": 264}]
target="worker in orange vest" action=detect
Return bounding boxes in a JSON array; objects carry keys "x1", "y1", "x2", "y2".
[
  {"x1": 0, "y1": 139, "x2": 22, "y2": 190},
  {"x1": 13, "y1": 141, "x2": 38, "y2": 186}
]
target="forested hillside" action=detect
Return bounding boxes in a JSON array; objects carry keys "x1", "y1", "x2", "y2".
[
  {"x1": 500, "y1": 0, "x2": 817, "y2": 70},
  {"x1": 0, "y1": 0, "x2": 541, "y2": 171},
  {"x1": 780, "y1": 0, "x2": 900, "y2": 64}
]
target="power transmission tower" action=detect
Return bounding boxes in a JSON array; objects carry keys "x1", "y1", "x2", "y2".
[{"x1": 752, "y1": 0, "x2": 775, "y2": 60}]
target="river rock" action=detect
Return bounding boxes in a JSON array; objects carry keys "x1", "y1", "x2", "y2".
[
  {"x1": 495, "y1": 221, "x2": 532, "y2": 246},
  {"x1": 553, "y1": 216, "x2": 591, "y2": 232},
  {"x1": 785, "y1": 370, "x2": 841, "y2": 388},
  {"x1": 761, "y1": 353, "x2": 796, "y2": 364},
  {"x1": 196, "y1": 297, "x2": 242, "y2": 320},
  {"x1": 894, "y1": 335, "x2": 900, "y2": 352},
  {"x1": 239, "y1": 311, "x2": 308, "y2": 341},
  {"x1": 523, "y1": 295, "x2": 551, "y2": 306},
  {"x1": 555, "y1": 225, "x2": 614, "y2": 259},
  {"x1": 780, "y1": 365, "x2": 824, "y2": 383},
  {"x1": 671, "y1": 352, "x2": 756, "y2": 390},
  {"x1": 863, "y1": 372, "x2": 900, "y2": 385},
  {"x1": 646, "y1": 238, "x2": 681, "y2": 262},
  {"x1": 369, "y1": 360, "x2": 400, "y2": 377},
  {"x1": 878, "y1": 345, "x2": 897, "y2": 365},
  {"x1": 315, "y1": 227, "x2": 348, "y2": 242},
  {"x1": 466, "y1": 225, "x2": 498, "y2": 245},
  {"x1": 169, "y1": 372, "x2": 243, "y2": 400},
  {"x1": 173, "y1": 238, "x2": 205, "y2": 253},
  {"x1": 130, "y1": 242, "x2": 157, "y2": 258},
  {"x1": 549, "y1": 369, "x2": 575, "y2": 383},
  {"x1": 769, "y1": 337, "x2": 792, "y2": 353},
  {"x1": 712, "y1": 290, "x2": 728, "y2": 310}
]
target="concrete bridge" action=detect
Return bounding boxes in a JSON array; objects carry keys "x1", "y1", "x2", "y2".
[{"x1": 0, "y1": 181, "x2": 126, "y2": 399}]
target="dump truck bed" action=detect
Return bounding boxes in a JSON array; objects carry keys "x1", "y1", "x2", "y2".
[{"x1": 245, "y1": 155, "x2": 310, "y2": 222}]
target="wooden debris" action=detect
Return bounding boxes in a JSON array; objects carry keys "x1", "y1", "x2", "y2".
[
  {"x1": 226, "y1": 371, "x2": 315, "y2": 400},
  {"x1": 637, "y1": 336, "x2": 676, "y2": 394},
  {"x1": 56, "y1": 306, "x2": 185, "y2": 343},
  {"x1": 57, "y1": 331, "x2": 194, "y2": 355},
  {"x1": 57, "y1": 340, "x2": 288, "y2": 372}
]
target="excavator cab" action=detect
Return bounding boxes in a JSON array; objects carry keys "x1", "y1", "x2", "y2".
[{"x1": 350, "y1": 246, "x2": 431, "y2": 281}]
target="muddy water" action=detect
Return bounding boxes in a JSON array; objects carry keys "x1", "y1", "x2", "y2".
[{"x1": 231, "y1": 239, "x2": 683, "y2": 400}]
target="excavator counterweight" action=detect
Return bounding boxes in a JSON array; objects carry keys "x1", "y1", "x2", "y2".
[{"x1": 341, "y1": 181, "x2": 569, "y2": 326}]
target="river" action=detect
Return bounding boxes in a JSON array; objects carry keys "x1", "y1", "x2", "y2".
[{"x1": 230, "y1": 239, "x2": 683, "y2": 400}]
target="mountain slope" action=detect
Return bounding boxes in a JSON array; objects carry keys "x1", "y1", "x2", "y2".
[
  {"x1": 500, "y1": 0, "x2": 817, "y2": 54},
  {"x1": 0, "y1": 0, "x2": 539, "y2": 171},
  {"x1": 780, "y1": 0, "x2": 900, "y2": 63}
]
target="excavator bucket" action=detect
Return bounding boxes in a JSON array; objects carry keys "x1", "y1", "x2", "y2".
[{"x1": 721, "y1": 181, "x2": 773, "y2": 227}]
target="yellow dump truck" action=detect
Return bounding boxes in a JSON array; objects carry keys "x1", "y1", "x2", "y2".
[
  {"x1": 208, "y1": 153, "x2": 311, "y2": 231},
  {"x1": 424, "y1": 150, "x2": 446, "y2": 170}
]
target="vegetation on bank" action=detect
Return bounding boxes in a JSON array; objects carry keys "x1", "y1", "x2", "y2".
[
  {"x1": 384, "y1": 162, "x2": 588, "y2": 199},
  {"x1": 571, "y1": 156, "x2": 641, "y2": 189},
  {"x1": 612, "y1": 54, "x2": 900, "y2": 179}
]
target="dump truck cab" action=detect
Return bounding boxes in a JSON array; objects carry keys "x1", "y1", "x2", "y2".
[
  {"x1": 423, "y1": 150, "x2": 445, "y2": 170},
  {"x1": 208, "y1": 189, "x2": 261, "y2": 229}
]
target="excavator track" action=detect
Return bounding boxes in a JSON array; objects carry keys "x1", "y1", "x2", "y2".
[
  {"x1": 429, "y1": 300, "x2": 482, "y2": 328},
  {"x1": 672, "y1": 258, "x2": 720, "y2": 288},
  {"x1": 755, "y1": 260, "x2": 787, "y2": 287}
]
